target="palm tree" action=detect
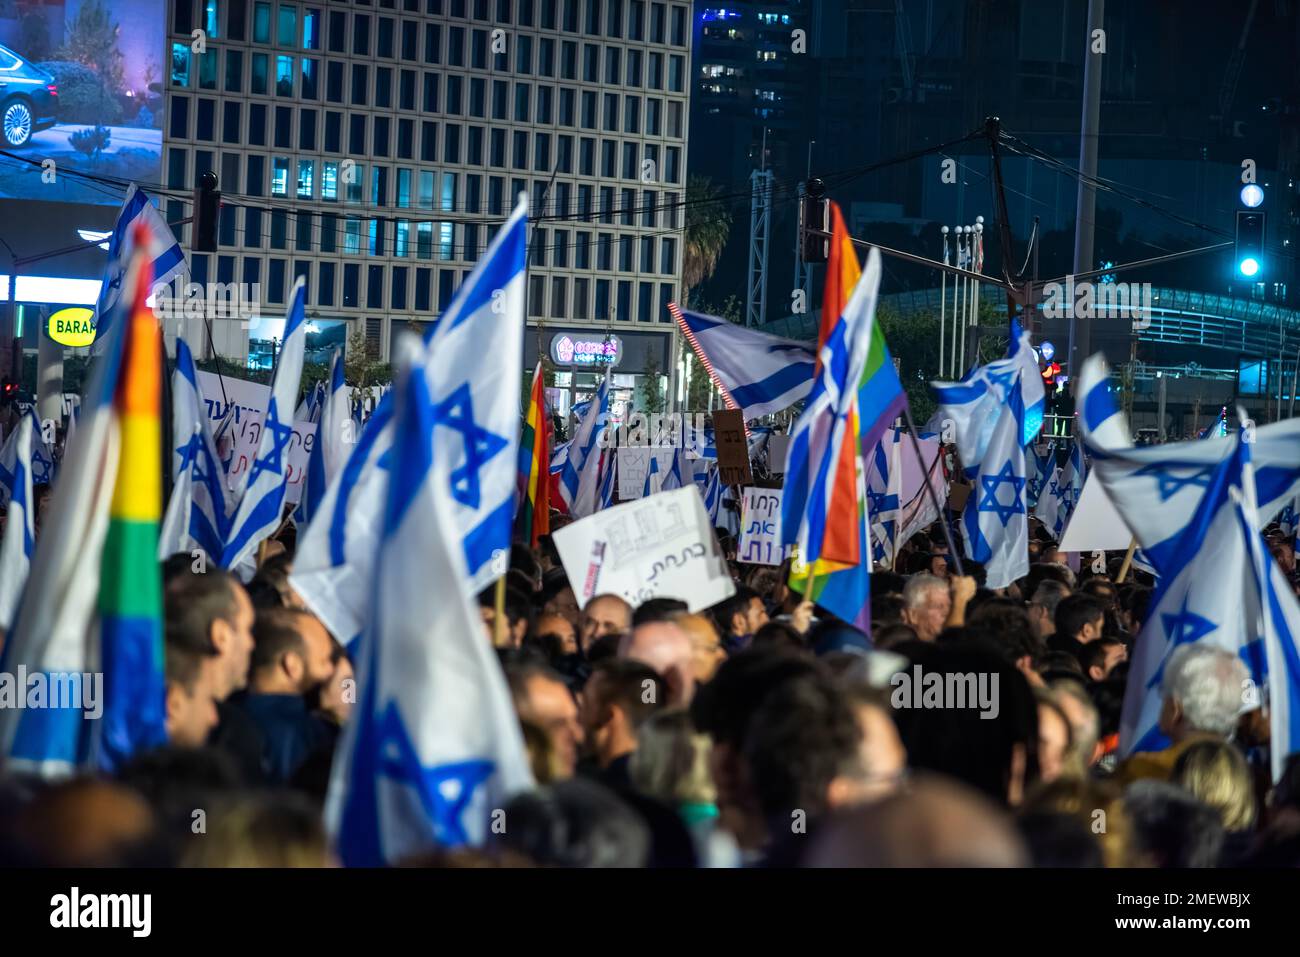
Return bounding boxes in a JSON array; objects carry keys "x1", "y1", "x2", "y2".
[{"x1": 682, "y1": 175, "x2": 732, "y2": 305}]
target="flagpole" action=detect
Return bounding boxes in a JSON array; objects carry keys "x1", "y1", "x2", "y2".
[
  {"x1": 493, "y1": 575, "x2": 508, "y2": 648},
  {"x1": 1115, "y1": 537, "x2": 1137, "y2": 583},
  {"x1": 901, "y1": 404, "x2": 964, "y2": 576}
]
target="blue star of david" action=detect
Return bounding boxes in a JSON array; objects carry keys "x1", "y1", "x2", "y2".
[
  {"x1": 248, "y1": 399, "x2": 295, "y2": 485},
  {"x1": 978, "y1": 460, "x2": 1026, "y2": 527},
  {"x1": 1146, "y1": 596, "x2": 1218, "y2": 689},
  {"x1": 30, "y1": 450, "x2": 51, "y2": 485},
  {"x1": 986, "y1": 367, "x2": 1017, "y2": 396},
  {"x1": 373, "y1": 701, "x2": 495, "y2": 846},
  {"x1": 433, "y1": 383, "x2": 508, "y2": 510},
  {"x1": 1134, "y1": 462, "x2": 1215, "y2": 502},
  {"x1": 175, "y1": 432, "x2": 203, "y2": 476}
]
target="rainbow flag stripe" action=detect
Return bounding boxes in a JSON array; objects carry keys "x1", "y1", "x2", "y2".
[
  {"x1": 516, "y1": 361, "x2": 551, "y2": 548},
  {"x1": 97, "y1": 251, "x2": 167, "y2": 770}
]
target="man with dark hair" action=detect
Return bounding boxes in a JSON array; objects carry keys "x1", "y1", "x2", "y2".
[
  {"x1": 164, "y1": 568, "x2": 256, "y2": 702},
  {"x1": 163, "y1": 644, "x2": 220, "y2": 749},
  {"x1": 631, "y1": 596, "x2": 689, "y2": 627},
  {"x1": 1027, "y1": 579, "x2": 1070, "y2": 640},
  {"x1": 579, "y1": 658, "x2": 666, "y2": 788},
  {"x1": 506, "y1": 659, "x2": 584, "y2": 779},
  {"x1": 477, "y1": 585, "x2": 533, "y2": 648},
  {"x1": 1049, "y1": 593, "x2": 1106, "y2": 662},
  {"x1": 1079, "y1": 636, "x2": 1127, "y2": 683},
  {"x1": 711, "y1": 585, "x2": 768, "y2": 655},
  {"x1": 239, "y1": 608, "x2": 338, "y2": 784}
]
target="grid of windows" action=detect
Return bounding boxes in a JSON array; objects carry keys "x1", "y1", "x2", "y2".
[{"x1": 167, "y1": 0, "x2": 690, "y2": 353}]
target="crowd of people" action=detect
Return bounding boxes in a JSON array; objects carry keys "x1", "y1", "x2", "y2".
[{"x1": 2, "y1": 495, "x2": 1299, "y2": 869}]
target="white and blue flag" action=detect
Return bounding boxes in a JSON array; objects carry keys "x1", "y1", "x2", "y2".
[
  {"x1": 291, "y1": 198, "x2": 528, "y2": 642},
  {"x1": 931, "y1": 320, "x2": 1045, "y2": 588},
  {"x1": 558, "y1": 365, "x2": 611, "y2": 518},
  {"x1": 670, "y1": 303, "x2": 816, "y2": 420},
  {"x1": 220, "y1": 279, "x2": 309, "y2": 574},
  {"x1": 159, "y1": 333, "x2": 232, "y2": 561},
  {"x1": 1034, "y1": 438, "x2": 1085, "y2": 540},
  {"x1": 1117, "y1": 417, "x2": 1300, "y2": 781},
  {"x1": 0, "y1": 407, "x2": 54, "y2": 508},
  {"x1": 642, "y1": 452, "x2": 661, "y2": 497},
  {"x1": 326, "y1": 339, "x2": 534, "y2": 866},
  {"x1": 598, "y1": 449, "x2": 617, "y2": 510},
  {"x1": 0, "y1": 414, "x2": 36, "y2": 630},
  {"x1": 295, "y1": 348, "x2": 354, "y2": 527},
  {"x1": 94, "y1": 185, "x2": 186, "y2": 349}
]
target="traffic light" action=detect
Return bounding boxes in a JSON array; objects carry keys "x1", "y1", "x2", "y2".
[
  {"x1": 800, "y1": 177, "x2": 828, "y2": 264},
  {"x1": 193, "y1": 171, "x2": 221, "y2": 253},
  {"x1": 1235, "y1": 209, "x2": 1265, "y2": 278}
]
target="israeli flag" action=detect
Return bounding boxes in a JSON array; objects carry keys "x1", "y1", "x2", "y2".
[
  {"x1": 1034, "y1": 438, "x2": 1084, "y2": 540},
  {"x1": 1120, "y1": 420, "x2": 1300, "y2": 782},
  {"x1": 1076, "y1": 353, "x2": 1300, "y2": 575},
  {"x1": 598, "y1": 449, "x2": 617, "y2": 510},
  {"x1": 670, "y1": 303, "x2": 816, "y2": 420},
  {"x1": 158, "y1": 334, "x2": 232, "y2": 561},
  {"x1": 660, "y1": 447, "x2": 691, "y2": 493},
  {"x1": 94, "y1": 185, "x2": 186, "y2": 349},
  {"x1": 0, "y1": 415, "x2": 36, "y2": 630},
  {"x1": 220, "y1": 279, "x2": 309, "y2": 574},
  {"x1": 642, "y1": 453, "x2": 661, "y2": 497},
  {"x1": 291, "y1": 198, "x2": 528, "y2": 642},
  {"x1": 326, "y1": 340, "x2": 534, "y2": 866},
  {"x1": 295, "y1": 348, "x2": 354, "y2": 527},
  {"x1": 866, "y1": 429, "x2": 902, "y2": 565},
  {"x1": 558, "y1": 365, "x2": 611, "y2": 518},
  {"x1": 1277, "y1": 495, "x2": 1299, "y2": 539},
  {"x1": 932, "y1": 320, "x2": 1044, "y2": 588},
  {"x1": 698, "y1": 462, "x2": 724, "y2": 526},
  {"x1": 0, "y1": 407, "x2": 53, "y2": 508}
]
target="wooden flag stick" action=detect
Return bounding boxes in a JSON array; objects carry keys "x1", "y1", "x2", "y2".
[
  {"x1": 1115, "y1": 537, "x2": 1138, "y2": 583},
  {"x1": 493, "y1": 574, "x2": 508, "y2": 648}
]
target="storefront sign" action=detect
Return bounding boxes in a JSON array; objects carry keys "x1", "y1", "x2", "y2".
[
  {"x1": 47, "y1": 307, "x2": 97, "y2": 347},
  {"x1": 550, "y1": 333, "x2": 621, "y2": 367}
]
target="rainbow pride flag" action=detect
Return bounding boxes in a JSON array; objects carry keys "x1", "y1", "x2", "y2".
[
  {"x1": 0, "y1": 231, "x2": 167, "y2": 776},
  {"x1": 516, "y1": 361, "x2": 552, "y2": 548}
]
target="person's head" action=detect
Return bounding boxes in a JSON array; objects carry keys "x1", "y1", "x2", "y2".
[
  {"x1": 711, "y1": 585, "x2": 768, "y2": 640},
  {"x1": 579, "y1": 658, "x2": 665, "y2": 767},
  {"x1": 316, "y1": 643, "x2": 354, "y2": 725},
  {"x1": 247, "y1": 608, "x2": 336, "y2": 696},
  {"x1": 577, "y1": 594, "x2": 633, "y2": 652},
  {"x1": 901, "y1": 574, "x2": 950, "y2": 642},
  {"x1": 496, "y1": 777, "x2": 650, "y2": 867},
  {"x1": 478, "y1": 586, "x2": 532, "y2": 648},
  {"x1": 1035, "y1": 691, "x2": 1073, "y2": 785},
  {"x1": 1173, "y1": 740, "x2": 1257, "y2": 833},
  {"x1": 538, "y1": 571, "x2": 579, "y2": 625},
  {"x1": 164, "y1": 569, "x2": 255, "y2": 700},
  {"x1": 741, "y1": 668, "x2": 862, "y2": 828},
  {"x1": 1020, "y1": 777, "x2": 1136, "y2": 867},
  {"x1": 1053, "y1": 594, "x2": 1106, "y2": 646},
  {"x1": 1050, "y1": 678, "x2": 1101, "y2": 772},
  {"x1": 1119, "y1": 584, "x2": 1152, "y2": 635},
  {"x1": 802, "y1": 774, "x2": 1029, "y2": 867},
  {"x1": 1027, "y1": 580, "x2": 1070, "y2": 638},
  {"x1": 163, "y1": 644, "x2": 220, "y2": 748},
  {"x1": 182, "y1": 793, "x2": 331, "y2": 867},
  {"x1": 1123, "y1": 780, "x2": 1225, "y2": 868},
  {"x1": 631, "y1": 596, "x2": 689, "y2": 627},
  {"x1": 835, "y1": 684, "x2": 908, "y2": 805},
  {"x1": 619, "y1": 619, "x2": 697, "y2": 706},
  {"x1": 245, "y1": 555, "x2": 306, "y2": 610},
  {"x1": 532, "y1": 612, "x2": 579, "y2": 657},
  {"x1": 674, "y1": 612, "x2": 726, "y2": 683},
  {"x1": 1081, "y1": 577, "x2": 1119, "y2": 610},
  {"x1": 690, "y1": 649, "x2": 822, "y2": 850},
  {"x1": 629, "y1": 709, "x2": 716, "y2": 808},
  {"x1": 1157, "y1": 644, "x2": 1250, "y2": 743},
  {"x1": 506, "y1": 661, "x2": 583, "y2": 778},
  {"x1": 1080, "y1": 636, "x2": 1127, "y2": 682}
]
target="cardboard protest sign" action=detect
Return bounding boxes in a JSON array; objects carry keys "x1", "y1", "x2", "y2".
[
  {"x1": 553, "y1": 485, "x2": 735, "y2": 612},
  {"x1": 713, "y1": 409, "x2": 752, "y2": 486},
  {"x1": 617, "y1": 447, "x2": 677, "y2": 500}
]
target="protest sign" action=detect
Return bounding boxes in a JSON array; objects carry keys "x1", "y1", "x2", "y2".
[
  {"x1": 553, "y1": 485, "x2": 735, "y2": 612},
  {"x1": 713, "y1": 409, "x2": 752, "y2": 486},
  {"x1": 738, "y1": 487, "x2": 788, "y2": 566},
  {"x1": 616, "y1": 447, "x2": 677, "y2": 500}
]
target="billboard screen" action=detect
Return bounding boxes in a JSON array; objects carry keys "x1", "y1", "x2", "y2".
[{"x1": 0, "y1": 0, "x2": 164, "y2": 205}]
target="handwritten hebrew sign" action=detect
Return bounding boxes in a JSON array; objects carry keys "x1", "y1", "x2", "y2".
[
  {"x1": 553, "y1": 485, "x2": 736, "y2": 612},
  {"x1": 738, "y1": 487, "x2": 789, "y2": 566},
  {"x1": 197, "y1": 371, "x2": 315, "y2": 504},
  {"x1": 617, "y1": 447, "x2": 677, "y2": 500},
  {"x1": 712, "y1": 409, "x2": 752, "y2": 487}
]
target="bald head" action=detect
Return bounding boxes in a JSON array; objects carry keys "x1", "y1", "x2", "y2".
[
  {"x1": 579, "y1": 594, "x2": 633, "y2": 652},
  {"x1": 619, "y1": 619, "x2": 696, "y2": 706},
  {"x1": 802, "y1": 775, "x2": 1028, "y2": 868}
]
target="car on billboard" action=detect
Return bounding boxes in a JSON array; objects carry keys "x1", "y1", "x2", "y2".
[{"x1": 0, "y1": 42, "x2": 58, "y2": 148}]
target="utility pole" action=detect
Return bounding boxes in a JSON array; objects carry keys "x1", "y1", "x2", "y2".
[{"x1": 1068, "y1": 0, "x2": 1105, "y2": 378}]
